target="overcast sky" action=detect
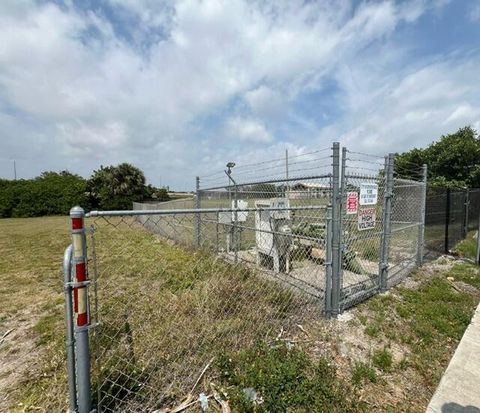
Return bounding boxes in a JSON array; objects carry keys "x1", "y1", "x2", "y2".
[{"x1": 0, "y1": 0, "x2": 479, "y2": 190}]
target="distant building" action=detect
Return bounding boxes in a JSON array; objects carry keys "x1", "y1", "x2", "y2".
[{"x1": 288, "y1": 182, "x2": 330, "y2": 199}]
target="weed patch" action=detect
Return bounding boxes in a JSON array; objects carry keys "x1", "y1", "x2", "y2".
[
  {"x1": 351, "y1": 361, "x2": 377, "y2": 386},
  {"x1": 216, "y1": 341, "x2": 364, "y2": 412},
  {"x1": 372, "y1": 347, "x2": 393, "y2": 372},
  {"x1": 454, "y1": 231, "x2": 478, "y2": 260}
]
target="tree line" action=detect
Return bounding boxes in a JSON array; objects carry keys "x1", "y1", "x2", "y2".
[
  {"x1": 0, "y1": 163, "x2": 169, "y2": 218},
  {"x1": 395, "y1": 126, "x2": 480, "y2": 187}
]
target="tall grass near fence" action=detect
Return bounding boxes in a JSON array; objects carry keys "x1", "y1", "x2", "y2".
[{"x1": 89, "y1": 216, "x2": 321, "y2": 411}]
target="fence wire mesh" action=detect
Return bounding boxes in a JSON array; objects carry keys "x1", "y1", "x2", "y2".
[
  {"x1": 424, "y1": 187, "x2": 480, "y2": 255},
  {"x1": 88, "y1": 204, "x2": 330, "y2": 411},
  {"x1": 424, "y1": 187, "x2": 449, "y2": 254},
  {"x1": 339, "y1": 151, "x2": 387, "y2": 309},
  {"x1": 388, "y1": 177, "x2": 424, "y2": 286}
]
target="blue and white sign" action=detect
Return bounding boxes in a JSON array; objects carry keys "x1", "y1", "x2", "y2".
[{"x1": 359, "y1": 183, "x2": 378, "y2": 206}]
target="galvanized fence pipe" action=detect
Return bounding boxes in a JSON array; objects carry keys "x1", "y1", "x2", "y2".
[
  {"x1": 70, "y1": 206, "x2": 92, "y2": 413},
  {"x1": 63, "y1": 244, "x2": 77, "y2": 412},
  {"x1": 324, "y1": 206, "x2": 333, "y2": 317},
  {"x1": 330, "y1": 142, "x2": 341, "y2": 316},
  {"x1": 416, "y1": 164, "x2": 428, "y2": 265},
  {"x1": 379, "y1": 153, "x2": 394, "y2": 292},
  {"x1": 338, "y1": 147, "x2": 347, "y2": 301}
]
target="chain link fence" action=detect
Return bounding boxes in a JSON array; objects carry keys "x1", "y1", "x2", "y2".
[
  {"x1": 86, "y1": 205, "x2": 330, "y2": 412},
  {"x1": 424, "y1": 187, "x2": 480, "y2": 255},
  {"x1": 63, "y1": 143, "x2": 480, "y2": 412}
]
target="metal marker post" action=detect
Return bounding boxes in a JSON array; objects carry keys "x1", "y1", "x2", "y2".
[
  {"x1": 331, "y1": 142, "x2": 341, "y2": 316},
  {"x1": 63, "y1": 244, "x2": 77, "y2": 412},
  {"x1": 379, "y1": 154, "x2": 394, "y2": 292},
  {"x1": 416, "y1": 164, "x2": 427, "y2": 266},
  {"x1": 70, "y1": 206, "x2": 91, "y2": 413}
]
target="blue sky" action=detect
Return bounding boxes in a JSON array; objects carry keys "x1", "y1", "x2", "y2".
[{"x1": 0, "y1": 0, "x2": 479, "y2": 190}]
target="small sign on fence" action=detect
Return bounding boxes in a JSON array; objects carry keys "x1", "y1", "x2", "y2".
[
  {"x1": 358, "y1": 207, "x2": 376, "y2": 231},
  {"x1": 346, "y1": 192, "x2": 358, "y2": 214},
  {"x1": 359, "y1": 183, "x2": 378, "y2": 205}
]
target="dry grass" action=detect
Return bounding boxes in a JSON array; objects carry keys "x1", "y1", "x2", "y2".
[
  {"x1": 0, "y1": 216, "x2": 70, "y2": 412},
  {"x1": 1, "y1": 215, "x2": 479, "y2": 412}
]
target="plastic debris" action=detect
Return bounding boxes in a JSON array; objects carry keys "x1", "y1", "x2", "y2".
[{"x1": 199, "y1": 393, "x2": 209, "y2": 411}]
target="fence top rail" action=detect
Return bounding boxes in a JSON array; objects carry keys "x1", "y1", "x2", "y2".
[
  {"x1": 394, "y1": 177, "x2": 425, "y2": 185},
  {"x1": 199, "y1": 173, "x2": 332, "y2": 191},
  {"x1": 86, "y1": 205, "x2": 329, "y2": 218}
]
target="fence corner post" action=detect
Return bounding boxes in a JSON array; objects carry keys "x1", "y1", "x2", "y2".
[
  {"x1": 331, "y1": 142, "x2": 341, "y2": 317},
  {"x1": 195, "y1": 176, "x2": 201, "y2": 247},
  {"x1": 416, "y1": 164, "x2": 428, "y2": 266},
  {"x1": 379, "y1": 153, "x2": 394, "y2": 292},
  {"x1": 70, "y1": 206, "x2": 92, "y2": 413}
]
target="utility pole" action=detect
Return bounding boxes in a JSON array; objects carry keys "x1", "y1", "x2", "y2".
[{"x1": 13, "y1": 159, "x2": 17, "y2": 180}]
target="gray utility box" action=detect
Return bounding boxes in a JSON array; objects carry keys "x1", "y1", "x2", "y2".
[{"x1": 255, "y1": 198, "x2": 292, "y2": 273}]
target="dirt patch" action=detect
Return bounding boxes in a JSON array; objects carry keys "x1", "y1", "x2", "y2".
[{"x1": 0, "y1": 308, "x2": 40, "y2": 412}]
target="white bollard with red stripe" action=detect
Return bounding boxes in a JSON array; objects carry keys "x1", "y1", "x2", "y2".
[{"x1": 70, "y1": 206, "x2": 92, "y2": 413}]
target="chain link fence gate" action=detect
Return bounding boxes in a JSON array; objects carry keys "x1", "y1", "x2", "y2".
[
  {"x1": 337, "y1": 150, "x2": 427, "y2": 311},
  {"x1": 63, "y1": 143, "x2": 430, "y2": 412}
]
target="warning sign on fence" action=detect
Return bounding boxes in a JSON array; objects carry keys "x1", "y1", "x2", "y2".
[
  {"x1": 358, "y1": 207, "x2": 376, "y2": 231},
  {"x1": 359, "y1": 183, "x2": 378, "y2": 205},
  {"x1": 346, "y1": 192, "x2": 358, "y2": 215}
]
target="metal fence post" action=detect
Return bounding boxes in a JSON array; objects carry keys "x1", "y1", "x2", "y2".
[
  {"x1": 463, "y1": 188, "x2": 470, "y2": 239},
  {"x1": 195, "y1": 176, "x2": 201, "y2": 247},
  {"x1": 70, "y1": 206, "x2": 92, "y2": 413},
  {"x1": 445, "y1": 187, "x2": 451, "y2": 253},
  {"x1": 379, "y1": 153, "x2": 394, "y2": 292},
  {"x1": 324, "y1": 206, "x2": 333, "y2": 317},
  {"x1": 416, "y1": 164, "x2": 428, "y2": 266},
  {"x1": 331, "y1": 142, "x2": 341, "y2": 316},
  {"x1": 63, "y1": 244, "x2": 77, "y2": 412},
  {"x1": 476, "y1": 209, "x2": 480, "y2": 265},
  {"x1": 338, "y1": 147, "x2": 347, "y2": 297},
  {"x1": 285, "y1": 149, "x2": 289, "y2": 199}
]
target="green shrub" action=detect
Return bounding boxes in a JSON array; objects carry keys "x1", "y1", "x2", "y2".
[{"x1": 0, "y1": 172, "x2": 87, "y2": 218}]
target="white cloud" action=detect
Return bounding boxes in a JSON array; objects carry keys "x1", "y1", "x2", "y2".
[
  {"x1": 469, "y1": 2, "x2": 480, "y2": 22},
  {"x1": 0, "y1": 0, "x2": 476, "y2": 189},
  {"x1": 335, "y1": 56, "x2": 480, "y2": 154},
  {"x1": 245, "y1": 86, "x2": 287, "y2": 120},
  {"x1": 226, "y1": 117, "x2": 272, "y2": 143}
]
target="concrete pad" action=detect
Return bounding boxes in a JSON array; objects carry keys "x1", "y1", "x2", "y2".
[{"x1": 427, "y1": 303, "x2": 480, "y2": 413}]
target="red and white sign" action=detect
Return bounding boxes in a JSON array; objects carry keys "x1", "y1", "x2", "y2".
[
  {"x1": 346, "y1": 192, "x2": 358, "y2": 215},
  {"x1": 358, "y1": 207, "x2": 376, "y2": 231}
]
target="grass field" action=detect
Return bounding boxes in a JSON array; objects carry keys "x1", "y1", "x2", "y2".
[{"x1": 1, "y1": 216, "x2": 479, "y2": 412}]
